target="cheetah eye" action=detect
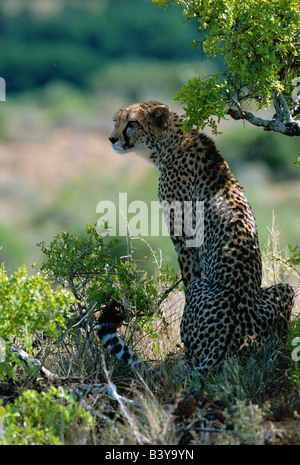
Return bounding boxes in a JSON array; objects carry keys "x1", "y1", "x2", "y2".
[{"x1": 127, "y1": 121, "x2": 137, "y2": 129}]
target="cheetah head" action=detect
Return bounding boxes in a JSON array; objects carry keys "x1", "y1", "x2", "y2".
[{"x1": 109, "y1": 101, "x2": 172, "y2": 160}]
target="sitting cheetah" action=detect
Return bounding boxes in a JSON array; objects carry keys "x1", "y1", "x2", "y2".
[{"x1": 106, "y1": 101, "x2": 294, "y2": 370}]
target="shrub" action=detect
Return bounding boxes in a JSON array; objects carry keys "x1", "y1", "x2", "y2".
[
  {"x1": 0, "y1": 263, "x2": 74, "y2": 380},
  {"x1": 37, "y1": 225, "x2": 180, "y2": 350},
  {"x1": 0, "y1": 386, "x2": 94, "y2": 445}
]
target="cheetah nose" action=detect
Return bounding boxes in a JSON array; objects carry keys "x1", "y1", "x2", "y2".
[{"x1": 109, "y1": 136, "x2": 118, "y2": 145}]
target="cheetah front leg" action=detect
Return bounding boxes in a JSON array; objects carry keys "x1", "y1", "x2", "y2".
[{"x1": 162, "y1": 195, "x2": 204, "y2": 289}]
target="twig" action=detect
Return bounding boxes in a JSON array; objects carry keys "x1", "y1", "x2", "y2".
[
  {"x1": 101, "y1": 355, "x2": 151, "y2": 445},
  {"x1": 158, "y1": 277, "x2": 183, "y2": 305},
  {"x1": 10, "y1": 345, "x2": 81, "y2": 384},
  {"x1": 68, "y1": 242, "x2": 112, "y2": 314},
  {"x1": 61, "y1": 303, "x2": 98, "y2": 339},
  {"x1": 182, "y1": 426, "x2": 222, "y2": 434}
]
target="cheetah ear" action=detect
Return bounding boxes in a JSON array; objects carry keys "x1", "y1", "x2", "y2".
[{"x1": 149, "y1": 105, "x2": 171, "y2": 129}]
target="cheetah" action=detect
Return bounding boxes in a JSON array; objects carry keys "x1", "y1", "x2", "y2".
[{"x1": 105, "y1": 101, "x2": 294, "y2": 370}]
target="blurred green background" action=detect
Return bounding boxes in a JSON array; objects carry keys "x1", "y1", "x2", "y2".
[{"x1": 0, "y1": 0, "x2": 299, "y2": 274}]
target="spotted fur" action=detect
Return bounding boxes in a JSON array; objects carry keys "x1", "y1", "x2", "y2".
[{"x1": 108, "y1": 101, "x2": 294, "y2": 370}]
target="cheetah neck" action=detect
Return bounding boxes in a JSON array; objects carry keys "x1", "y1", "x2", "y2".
[{"x1": 148, "y1": 115, "x2": 184, "y2": 170}]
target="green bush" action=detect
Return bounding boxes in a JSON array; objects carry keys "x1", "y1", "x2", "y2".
[
  {"x1": 0, "y1": 225, "x2": 181, "y2": 445},
  {"x1": 37, "y1": 224, "x2": 180, "y2": 344},
  {"x1": 0, "y1": 386, "x2": 94, "y2": 445},
  {"x1": 0, "y1": 263, "x2": 75, "y2": 380}
]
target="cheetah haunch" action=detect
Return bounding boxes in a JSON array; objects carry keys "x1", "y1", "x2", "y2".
[{"x1": 106, "y1": 101, "x2": 294, "y2": 370}]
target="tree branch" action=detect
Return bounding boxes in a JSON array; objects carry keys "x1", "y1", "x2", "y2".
[
  {"x1": 277, "y1": 94, "x2": 293, "y2": 124},
  {"x1": 227, "y1": 108, "x2": 300, "y2": 136}
]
